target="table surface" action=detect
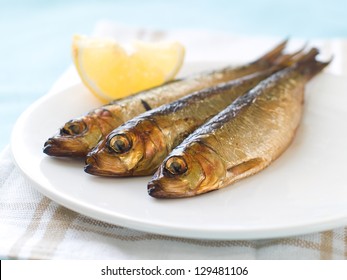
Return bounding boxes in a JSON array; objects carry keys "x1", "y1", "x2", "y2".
[{"x1": 1, "y1": 0, "x2": 347, "y2": 151}]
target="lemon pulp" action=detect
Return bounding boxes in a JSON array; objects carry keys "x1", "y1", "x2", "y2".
[{"x1": 72, "y1": 35, "x2": 185, "y2": 102}]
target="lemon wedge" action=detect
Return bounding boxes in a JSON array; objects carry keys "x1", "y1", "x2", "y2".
[{"x1": 72, "y1": 35, "x2": 185, "y2": 102}]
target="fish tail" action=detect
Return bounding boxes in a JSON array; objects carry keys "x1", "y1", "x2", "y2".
[
  {"x1": 273, "y1": 44, "x2": 308, "y2": 67},
  {"x1": 264, "y1": 47, "x2": 309, "y2": 74},
  {"x1": 252, "y1": 39, "x2": 288, "y2": 65},
  {"x1": 258, "y1": 40, "x2": 311, "y2": 72},
  {"x1": 294, "y1": 48, "x2": 332, "y2": 80},
  {"x1": 305, "y1": 60, "x2": 331, "y2": 81}
]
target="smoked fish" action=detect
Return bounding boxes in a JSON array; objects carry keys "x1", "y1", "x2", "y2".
[{"x1": 148, "y1": 49, "x2": 329, "y2": 198}]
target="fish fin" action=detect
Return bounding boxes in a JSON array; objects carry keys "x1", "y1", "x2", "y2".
[
  {"x1": 258, "y1": 46, "x2": 310, "y2": 76},
  {"x1": 305, "y1": 59, "x2": 331, "y2": 80},
  {"x1": 294, "y1": 48, "x2": 332, "y2": 80},
  {"x1": 273, "y1": 44, "x2": 308, "y2": 67},
  {"x1": 227, "y1": 158, "x2": 264, "y2": 176},
  {"x1": 141, "y1": 99, "x2": 152, "y2": 111},
  {"x1": 253, "y1": 39, "x2": 288, "y2": 65}
]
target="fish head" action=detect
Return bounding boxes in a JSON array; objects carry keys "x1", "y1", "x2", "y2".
[
  {"x1": 84, "y1": 129, "x2": 142, "y2": 176},
  {"x1": 43, "y1": 108, "x2": 119, "y2": 157},
  {"x1": 148, "y1": 140, "x2": 226, "y2": 198},
  {"x1": 43, "y1": 116, "x2": 103, "y2": 157},
  {"x1": 84, "y1": 119, "x2": 167, "y2": 176}
]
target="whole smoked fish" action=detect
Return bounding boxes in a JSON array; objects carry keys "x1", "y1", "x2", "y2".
[{"x1": 148, "y1": 49, "x2": 329, "y2": 198}]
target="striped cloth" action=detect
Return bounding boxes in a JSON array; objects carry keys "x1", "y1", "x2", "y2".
[
  {"x1": 1, "y1": 23, "x2": 347, "y2": 259},
  {"x1": 1, "y1": 147, "x2": 346, "y2": 259}
]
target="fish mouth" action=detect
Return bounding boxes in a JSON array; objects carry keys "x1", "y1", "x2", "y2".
[
  {"x1": 84, "y1": 163, "x2": 113, "y2": 176},
  {"x1": 147, "y1": 180, "x2": 187, "y2": 198},
  {"x1": 147, "y1": 181, "x2": 168, "y2": 198},
  {"x1": 84, "y1": 155, "x2": 109, "y2": 176},
  {"x1": 43, "y1": 137, "x2": 88, "y2": 157},
  {"x1": 84, "y1": 154, "x2": 132, "y2": 177},
  {"x1": 148, "y1": 177, "x2": 200, "y2": 198}
]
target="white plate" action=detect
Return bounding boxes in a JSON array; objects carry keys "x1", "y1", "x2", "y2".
[{"x1": 11, "y1": 62, "x2": 347, "y2": 240}]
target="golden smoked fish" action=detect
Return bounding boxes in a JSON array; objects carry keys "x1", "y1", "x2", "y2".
[
  {"x1": 148, "y1": 49, "x2": 329, "y2": 198},
  {"x1": 43, "y1": 41, "x2": 288, "y2": 157},
  {"x1": 85, "y1": 68, "x2": 281, "y2": 176}
]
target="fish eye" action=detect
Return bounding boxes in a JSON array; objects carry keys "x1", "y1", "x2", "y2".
[
  {"x1": 164, "y1": 156, "x2": 188, "y2": 176},
  {"x1": 108, "y1": 134, "x2": 132, "y2": 154},
  {"x1": 61, "y1": 120, "x2": 86, "y2": 135}
]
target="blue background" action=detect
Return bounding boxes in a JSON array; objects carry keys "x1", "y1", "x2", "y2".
[{"x1": 1, "y1": 0, "x2": 346, "y2": 151}]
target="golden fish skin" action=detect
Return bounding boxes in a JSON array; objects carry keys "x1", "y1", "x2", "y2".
[
  {"x1": 85, "y1": 68, "x2": 279, "y2": 177},
  {"x1": 148, "y1": 50, "x2": 329, "y2": 198},
  {"x1": 43, "y1": 41, "x2": 288, "y2": 158}
]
